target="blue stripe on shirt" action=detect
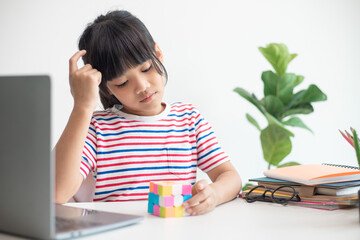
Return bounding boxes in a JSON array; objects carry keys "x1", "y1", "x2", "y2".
[
  {"x1": 195, "y1": 117, "x2": 204, "y2": 127},
  {"x1": 197, "y1": 147, "x2": 221, "y2": 161},
  {"x1": 85, "y1": 141, "x2": 97, "y2": 154},
  {"x1": 94, "y1": 116, "x2": 125, "y2": 121},
  {"x1": 197, "y1": 131, "x2": 214, "y2": 143},
  {"x1": 167, "y1": 111, "x2": 197, "y2": 118}
]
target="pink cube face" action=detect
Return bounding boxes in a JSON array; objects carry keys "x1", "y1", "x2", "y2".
[
  {"x1": 153, "y1": 183, "x2": 158, "y2": 195},
  {"x1": 160, "y1": 196, "x2": 174, "y2": 207},
  {"x1": 153, "y1": 205, "x2": 160, "y2": 216},
  {"x1": 182, "y1": 184, "x2": 192, "y2": 195}
]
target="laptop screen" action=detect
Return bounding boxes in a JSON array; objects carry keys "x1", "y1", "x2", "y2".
[{"x1": 0, "y1": 75, "x2": 54, "y2": 239}]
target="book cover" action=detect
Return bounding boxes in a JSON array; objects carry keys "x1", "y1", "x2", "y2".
[
  {"x1": 249, "y1": 177, "x2": 360, "y2": 195},
  {"x1": 251, "y1": 182, "x2": 360, "y2": 196},
  {"x1": 249, "y1": 177, "x2": 360, "y2": 188},
  {"x1": 263, "y1": 164, "x2": 360, "y2": 185}
]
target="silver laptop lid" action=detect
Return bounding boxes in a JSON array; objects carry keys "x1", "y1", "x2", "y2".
[{"x1": 0, "y1": 75, "x2": 54, "y2": 239}]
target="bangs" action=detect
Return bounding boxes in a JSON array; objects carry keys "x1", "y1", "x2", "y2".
[{"x1": 80, "y1": 17, "x2": 163, "y2": 82}]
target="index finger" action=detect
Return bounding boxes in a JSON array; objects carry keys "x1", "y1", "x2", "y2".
[
  {"x1": 184, "y1": 181, "x2": 208, "y2": 207},
  {"x1": 69, "y1": 50, "x2": 86, "y2": 74}
]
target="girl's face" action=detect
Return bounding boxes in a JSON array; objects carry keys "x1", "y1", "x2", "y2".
[{"x1": 106, "y1": 46, "x2": 165, "y2": 116}]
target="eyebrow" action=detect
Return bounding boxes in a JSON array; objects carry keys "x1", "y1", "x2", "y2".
[{"x1": 111, "y1": 60, "x2": 152, "y2": 82}]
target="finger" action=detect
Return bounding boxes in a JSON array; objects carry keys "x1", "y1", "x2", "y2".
[
  {"x1": 191, "y1": 179, "x2": 207, "y2": 195},
  {"x1": 81, "y1": 68, "x2": 102, "y2": 85},
  {"x1": 191, "y1": 179, "x2": 208, "y2": 195},
  {"x1": 69, "y1": 50, "x2": 86, "y2": 74},
  {"x1": 88, "y1": 69, "x2": 102, "y2": 85},
  {"x1": 183, "y1": 181, "x2": 209, "y2": 207},
  {"x1": 77, "y1": 64, "x2": 94, "y2": 73},
  {"x1": 185, "y1": 187, "x2": 208, "y2": 207},
  {"x1": 86, "y1": 68, "x2": 99, "y2": 75},
  {"x1": 188, "y1": 198, "x2": 215, "y2": 215}
]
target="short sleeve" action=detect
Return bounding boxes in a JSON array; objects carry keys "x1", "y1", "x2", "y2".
[
  {"x1": 80, "y1": 118, "x2": 98, "y2": 179},
  {"x1": 194, "y1": 108, "x2": 230, "y2": 172}
]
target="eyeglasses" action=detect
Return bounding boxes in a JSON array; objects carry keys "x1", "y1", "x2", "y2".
[{"x1": 245, "y1": 185, "x2": 301, "y2": 206}]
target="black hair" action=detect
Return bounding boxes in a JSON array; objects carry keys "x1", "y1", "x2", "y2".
[{"x1": 78, "y1": 10, "x2": 168, "y2": 109}]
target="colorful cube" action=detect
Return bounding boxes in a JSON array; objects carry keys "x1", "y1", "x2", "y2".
[{"x1": 148, "y1": 181, "x2": 192, "y2": 218}]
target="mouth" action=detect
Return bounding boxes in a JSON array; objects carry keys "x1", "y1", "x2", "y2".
[{"x1": 140, "y1": 92, "x2": 156, "y2": 103}]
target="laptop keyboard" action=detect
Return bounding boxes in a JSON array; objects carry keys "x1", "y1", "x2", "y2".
[{"x1": 56, "y1": 217, "x2": 100, "y2": 232}]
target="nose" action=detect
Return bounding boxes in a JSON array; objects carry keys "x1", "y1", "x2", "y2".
[{"x1": 135, "y1": 77, "x2": 150, "y2": 94}]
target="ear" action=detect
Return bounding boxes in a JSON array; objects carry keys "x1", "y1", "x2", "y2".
[{"x1": 154, "y1": 43, "x2": 164, "y2": 63}]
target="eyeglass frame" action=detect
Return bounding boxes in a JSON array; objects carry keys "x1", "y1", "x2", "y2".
[{"x1": 245, "y1": 185, "x2": 301, "y2": 206}]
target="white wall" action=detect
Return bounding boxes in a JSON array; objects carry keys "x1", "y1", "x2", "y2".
[{"x1": 1, "y1": 0, "x2": 359, "y2": 184}]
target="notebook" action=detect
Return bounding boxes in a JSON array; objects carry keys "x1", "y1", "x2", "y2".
[
  {"x1": 0, "y1": 75, "x2": 143, "y2": 240},
  {"x1": 249, "y1": 177, "x2": 360, "y2": 196},
  {"x1": 264, "y1": 164, "x2": 360, "y2": 185}
]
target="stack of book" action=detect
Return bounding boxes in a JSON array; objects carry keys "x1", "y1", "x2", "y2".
[{"x1": 242, "y1": 164, "x2": 360, "y2": 210}]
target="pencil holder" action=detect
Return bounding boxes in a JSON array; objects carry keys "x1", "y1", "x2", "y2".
[{"x1": 147, "y1": 181, "x2": 192, "y2": 218}]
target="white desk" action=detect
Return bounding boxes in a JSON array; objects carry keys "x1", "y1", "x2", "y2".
[{"x1": 0, "y1": 198, "x2": 359, "y2": 240}]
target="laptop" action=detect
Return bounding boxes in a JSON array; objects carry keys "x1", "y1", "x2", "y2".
[{"x1": 0, "y1": 75, "x2": 143, "y2": 240}]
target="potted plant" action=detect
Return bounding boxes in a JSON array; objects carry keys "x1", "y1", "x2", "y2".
[{"x1": 234, "y1": 43, "x2": 327, "y2": 170}]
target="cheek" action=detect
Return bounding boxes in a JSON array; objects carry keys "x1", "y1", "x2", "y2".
[
  {"x1": 155, "y1": 75, "x2": 166, "y2": 89},
  {"x1": 112, "y1": 90, "x2": 133, "y2": 104}
]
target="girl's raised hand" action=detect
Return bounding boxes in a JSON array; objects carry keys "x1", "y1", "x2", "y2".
[
  {"x1": 69, "y1": 50, "x2": 102, "y2": 111},
  {"x1": 182, "y1": 179, "x2": 219, "y2": 216}
]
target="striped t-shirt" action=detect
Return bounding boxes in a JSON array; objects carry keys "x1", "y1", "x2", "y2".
[{"x1": 80, "y1": 102, "x2": 230, "y2": 202}]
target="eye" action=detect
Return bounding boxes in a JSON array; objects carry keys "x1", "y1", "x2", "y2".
[
  {"x1": 142, "y1": 64, "x2": 152, "y2": 73},
  {"x1": 116, "y1": 80, "x2": 128, "y2": 88}
]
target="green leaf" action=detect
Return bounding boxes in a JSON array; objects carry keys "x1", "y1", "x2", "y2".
[
  {"x1": 242, "y1": 183, "x2": 254, "y2": 192},
  {"x1": 234, "y1": 87, "x2": 266, "y2": 115},
  {"x1": 352, "y1": 129, "x2": 360, "y2": 168},
  {"x1": 277, "y1": 44, "x2": 292, "y2": 75},
  {"x1": 261, "y1": 71, "x2": 277, "y2": 96},
  {"x1": 265, "y1": 112, "x2": 294, "y2": 137},
  {"x1": 286, "y1": 85, "x2": 327, "y2": 109},
  {"x1": 294, "y1": 75, "x2": 304, "y2": 87},
  {"x1": 259, "y1": 46, "x2": 279, "y2": 74},
  {"x1": 282, "y1": 117, "x2": 313, "y2": 133},
  {"x1": 281, "y1": 103, "x2": 314, "y2": 119},
  {"x1": 259, "y1": 43, "x2": 297, "y2": 75},
  {"x1": 289, "y1": 53, "x2": 298, "y2": 64},
  {"x1": 261, "y1": 71, "x2": 296, "y2": 105},
  {"x1": 260, "y1": 124, "x2": 292, "y2": 167},
  {"x1": 278, "y1": 161, "x2": 301, "y2": 168},
  {"x1": 246, "y1": 113, "x2": 261, "y2": 131},
  {"x1": 261, "y1": 95, "x2": 284, "y2": 119},
  {"x1": 284, "y1": 90, "x2": 306, "y2": 110},
  {"x1": 298, "y1": 84, "x2": 327, "y2": 103}
]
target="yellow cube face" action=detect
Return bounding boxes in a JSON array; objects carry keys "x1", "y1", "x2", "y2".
[
  {"x1": 174, "y1": 206, "x2": 184, "y2": 217},
  {"x1": 158, "y1": 184, "x2": 172, "y2": 196},
  {"x1": 159, "y1": 207, "x2": 175, "y2": 218}
]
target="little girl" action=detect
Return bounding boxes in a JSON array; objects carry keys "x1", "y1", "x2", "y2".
[{"x1": 55, "y1": 10, "x2": 242, "y2": 216}]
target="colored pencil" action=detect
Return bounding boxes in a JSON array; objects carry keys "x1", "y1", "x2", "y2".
[{"x1": 339, "y1": 129, "x2": 354, "y2": 147}]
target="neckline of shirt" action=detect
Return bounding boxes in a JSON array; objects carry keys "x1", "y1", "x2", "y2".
[{"x1": 109, "y1": 102, "x2": 170, "y2": 122}]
